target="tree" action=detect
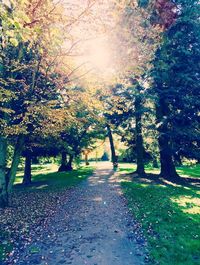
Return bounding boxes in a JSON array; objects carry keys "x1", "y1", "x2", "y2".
[
  {"x1": 104, "y1": 78, "x2": 151, "y2": 175},
  {"x1": 0, "y1": 0, "x2": 67, "y2": 206},
  {"x1": 152, "y1": 0, "x2": 200, "y2": 179},
  {"x1": 106, "y1": 123, "x2": 118, "y2": 167}
]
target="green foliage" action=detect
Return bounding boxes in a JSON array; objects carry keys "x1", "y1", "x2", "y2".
[{"x1": 152, "y1": 0, "x2": 200, "y2": 162}]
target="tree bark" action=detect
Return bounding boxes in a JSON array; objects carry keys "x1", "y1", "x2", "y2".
[
  {"x1": 107, "y1": 124, "x2": 118, "y2": 168},
  {"x1": 23, "y1": 152, "x2": 32, "y2": 185},
  {"x1": 85, "y1": 153, "x2": 89, "y2": 166},
  {"x1": 173, "y1": 152, "x2": 182, "y2": 166},
  {"x1": 156, "y1": 99, "x2": 179, "y2": 180},
  {"x1": 153, "y1": 158, "x2": 159, "y2": 168},
  {"x1": 0, "y1": 136, "x2": 8, "y2": 208},
  {"x1": 66, "y1": 154, "x2": 73, "y2": 171},
  {"x1": 7, "y1": 135, "x2": 24, "y2": 193},
  {"x1": 135, "y1": 96, "x2": 145, "y2": 176},
  {"x1": 58, "y1": 152, "x2": 68, "y2": 172}
]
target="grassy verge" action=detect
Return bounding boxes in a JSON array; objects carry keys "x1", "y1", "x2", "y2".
[
  {"x1": 15, "y1": 164, "x2": 94, "y2": 190},
  {"x1": 118, "y1": 163, "x2": 200, "y2": 178},
  {"x1": 119, "y1": 163, "x2": 200, "y2": 265},
  {"x1": 0, "y1": 164, "x2": 94, "y2": 262}
]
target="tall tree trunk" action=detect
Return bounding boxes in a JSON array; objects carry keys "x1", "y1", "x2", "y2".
[
  {"x1": 58, "y1": 152, "x2": 67, "y2": 172},
  {"x1": 152, "y1": 157, "x2": 159, "y2": 168},
  {"x1": 23, "y1": 152, "x2": 32, "y2": 185},
  {"x1": 66, "y1": 154, "x2": 73, "y2": 171},
  {"x1": 0, "y1": 136, "x2": 8, "y2": 208},
  {"x1": 7, "y1": 135, "x2": 24, "y2": 193},
  {"x1": 173, "y1": 152, "x2": 182, "y2": 166},
  {"x1": 156, "y1": 99, "x2": 179, "y2": 180},
  {"x1": 107, "y1": 124, "x2": 118, "y2": 167},
  {"x1": 135, "y1": 96, "x2": 145, "y2": 175},
  {"x1": 85, "y1": 153, "x2": 89, "y2": 166}
]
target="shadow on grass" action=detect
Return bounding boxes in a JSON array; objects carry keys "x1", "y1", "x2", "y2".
[
  {"x1": 119, "y1": 163, "x2": 200, "y2": 188},
  {"x1": 120, "y1": 164, "x2": 200, "y2": 265},
  {"x1": 122, "y1": 181, "x2": 200, "y2": 265},
  {"x1": 15, "y1": 166, "x2": 94, "y2": 191}
]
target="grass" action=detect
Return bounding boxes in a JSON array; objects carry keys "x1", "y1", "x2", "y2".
[
  {"x1": 118, "y1": 163, "x2": 200, "y2": 178},
  {"x1": 176, "y1": 164, "x2": 200, "y2": 178},
  {"x1": 119, "y1": 163, "x2": 200, "y2": 265},
  {"x1": 15, "y1": 163, "x2": 94, "y2": 190}
]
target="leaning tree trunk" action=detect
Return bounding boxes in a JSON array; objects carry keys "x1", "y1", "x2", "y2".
[
  {"x1": 7, "y1": 135, "x2": 24, "y2": 194},
  {"x1": 0, "y1": 136, "x2": 8, "y2": 208},
  {"x1": 23, "y1": 152, "x2": 32, "y2": 185},
  {"x1": 156, "y1": 99, "x2": 179, "y2": 180},
  {"x1": 58, "y1": 152, "x2": 68, "y2": 172},
  {"x1": 66, "y1": 154, "x2": 73, "y2": 171},
  {"x1": 107, "y1": 124, "x2": 118, "y2": 168},
  {"x1": 135, "y1": 96, "x2": 145, "y2": 176}
]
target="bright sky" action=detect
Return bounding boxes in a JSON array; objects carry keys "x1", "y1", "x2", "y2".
[{"x1": 62, "y1": 0, "x2": 118, "y2": 85}]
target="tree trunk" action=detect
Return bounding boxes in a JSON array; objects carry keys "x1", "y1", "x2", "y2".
[
  {"x1": 58, "y1": 152, "x2": 68, "y2": 172},
  {"x1": 0, "y1": 136, "x2": 8, "y2": 208},
  {"x1": 152, "y1": 158, "x2": 159, "y2": 168},
  {"x1": 156, "y1": 99, "x2": 179, "y2": 180},
  {"x1": 23, "y1": 153, "x2": 32, "y2": 185},
  {"x1": 135, "y1": 96, "x2": 145, "y2": 175},
  {"x1": 173, "y1": 152, "x2": 182, "y2": 166},
  {"x1": 85, "y1": 153, "x2": 89, "y2": 166},
  {"x1": 66, "y1": 154, "x2": 73, "y2": 171},
  {"x1": 7, "y1": 135, "x2": 24, "y2": 193},
  {"x1": 107, "y1": 124, "x2": 118, "y2": 168}
]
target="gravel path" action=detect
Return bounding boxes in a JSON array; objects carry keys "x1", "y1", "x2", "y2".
[{"x1": 17, "y1": 162, "x2": 146, "y2": 265}]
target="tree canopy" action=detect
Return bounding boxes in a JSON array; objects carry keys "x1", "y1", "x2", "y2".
[{"x1": 0, "y1": 0, "x2": 199, "y2": 206}]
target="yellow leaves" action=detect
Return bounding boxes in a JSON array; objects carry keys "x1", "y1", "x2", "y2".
[
  {"x1": 3, "y1": 124, "x2": 27, "y2": 136},
  {"x1": 9, "y1": 37, "x2": 19, "y2": 47},
  {"x1": 0, "y1": 107, "x2": 15, "y2": 114}
]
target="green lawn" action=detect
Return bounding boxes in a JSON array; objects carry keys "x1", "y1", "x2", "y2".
[
  {"x1": 118, "y1": 163, "x2": 200, "y2": 178},
  {"x1": 119, "y1": 163, "x2": 200, "y2": 265},
  {"x1": 15, "y1": 164, "x2": 94, "y2": 190}
]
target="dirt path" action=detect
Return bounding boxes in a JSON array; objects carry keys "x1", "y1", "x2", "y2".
[{"x1": 17, "y1": 162, "x2": 146, "y2": 265}]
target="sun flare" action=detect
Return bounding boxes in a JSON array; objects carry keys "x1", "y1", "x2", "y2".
[{"x1": 87, "y1": 39, "x2": 111, "y2": 71}]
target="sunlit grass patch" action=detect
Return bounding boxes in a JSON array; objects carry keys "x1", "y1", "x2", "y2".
[
  {"x1": 15, "y1": 164, "x2": 59, "y2": 184},
  {"x1": 15, "y1": 165, "x2": 94, "y2": 191},
  {"x1": 121, "y1": 169, "x2": 200, "y2": 265},
  {"x1": 118, "y1": 163, "x2": 200, "y2": 179},
  {"x1": 177, "y1": 164, "x2": 200, "y2": 178},
  {"x1": 171, "y1": 196, "x2": 200, "y2": 214}
]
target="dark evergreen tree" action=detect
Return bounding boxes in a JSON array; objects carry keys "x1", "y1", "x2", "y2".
[{"x1": 152, "y1": 0, "x2": 200, "y2": 179}]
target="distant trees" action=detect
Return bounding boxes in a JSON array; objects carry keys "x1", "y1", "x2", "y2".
[{"x1": 104, "y1": 79, "x2": 152, "y2": 175}]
